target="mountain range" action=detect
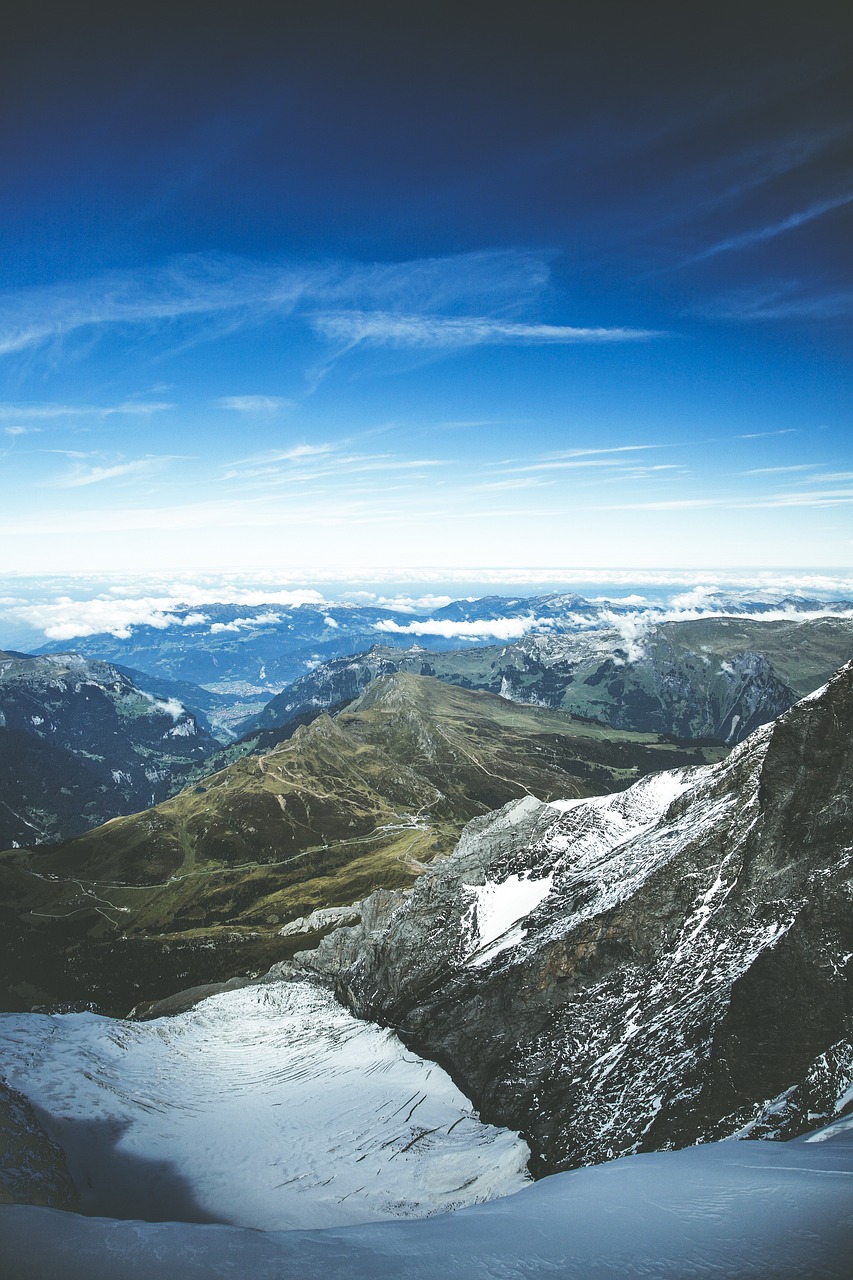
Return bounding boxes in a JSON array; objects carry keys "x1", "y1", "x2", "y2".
[
  {"x1": 243, "y1": 615, "x2": 853, "y2": 743},
  {"x1": 0, "y1": 674, "x2": 721, "y2": 1015},
  {"x1": 33, "y1": 593, "x2": 853, "y2": 706},
  {"x1": 1, "y1": 663, "x2": 851, "y2": 1278},
  {"x1": 4, "y1": 607, "x2": 853, "y2": 1016}
]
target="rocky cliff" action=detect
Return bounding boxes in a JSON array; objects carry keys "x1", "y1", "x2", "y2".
[{"x1": 289, "y1": 664, "x2": 853, "y2": 1173}]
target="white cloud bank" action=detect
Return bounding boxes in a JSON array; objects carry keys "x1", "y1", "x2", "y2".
[
  {"x1": 4, "y1": 572, "x2": 853, "y2": 646},
  {"x1": 375, "y1": 616, "x2": 541, "y2": 641},
  {"x1": 8, "y1": 589, "x2": 325, "y2": 641}
]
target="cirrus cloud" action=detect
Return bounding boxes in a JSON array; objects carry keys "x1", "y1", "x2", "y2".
[{"x1": 311, "y1": 311, "x2": 662, "y2": 349}]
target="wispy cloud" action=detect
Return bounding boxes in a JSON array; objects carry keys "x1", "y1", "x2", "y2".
[
  {"x1": 689, "y1": 191, "x2": 853, "y2": 263},
  {"x1": 0, "y1": 401, "x2": 174, "y2": 419},
  {"x1": 0, "y1": 256, "x2": 321, "y2": 358},
  {"x1": 602, "y1": 497, "x2": 724, "y2": 511},
  {"x1": 311, "y1": 311, "x2": 662, "y2": 349},
  {"x1": 217, "y1": 395, "x2": 290, "y2": 413},
  {"x1": 473, "y1": 477, "x2": 553, "y2": 491},
  {"x1": 697, "y1": 281, "x2": 853, "y2": 322},
  {"x1": 500, "y1": 457, "x2": 648, "y2": 474},
  {"x1": 745, "y1": 464, "x2": 821, "y2": 474},
  {"x1": 3, "y1": 425, "x2": 39, "y2": 436},
  {"x1": 431, "y1": 418, "x2": 504, "y2": 431},
  {"x1": 736, "y1": 429, "x2": 798, "y2": 439},
  {"x1": 236, "y1": 443, "x2": 335, "y2": 465},
  {"x1": 0, "y1": 249, "x2": 559, "y2": 360},
  {"x1": 486, "y1": 443, "x2": 673, "y2": 477},
  {"x1": 223, "y1": 439, "x2": 447, "y2": 487},
  {"x1": 545, "y1": 445, "x2": 666, "y2": 458},
  {"x1": 52, "y1": 457, "x2": 169, "y2": 488},
  {"x1": 693, "y1": 126, "x2": 852, "y2": 220},
  {"x1": 750, "y1": 488, "x2": 853, "y2": 508},
  {"x1": 602, "y1": 487, "x2": 853, "y2": 511}
]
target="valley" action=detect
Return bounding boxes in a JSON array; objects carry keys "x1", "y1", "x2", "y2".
[
  {"x1": 2, "y1": 593, "x2": 853, "y2": 1279},
  {"x1": 0, "y1": 673, "x2": 721, "y2": 1014}
]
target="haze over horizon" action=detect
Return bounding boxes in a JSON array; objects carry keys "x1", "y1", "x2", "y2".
[{"x1": 1, "y1": 2, "x2": 851, "y2": 575}]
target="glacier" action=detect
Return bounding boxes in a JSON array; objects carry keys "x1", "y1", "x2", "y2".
[{"x1": 0, "y1": 982, "x2": 530, "y2": 1233}]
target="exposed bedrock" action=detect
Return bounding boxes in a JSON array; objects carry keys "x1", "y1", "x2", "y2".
[{"x1": 288, "y1": 665, "x2": 853, "y2": 1174}]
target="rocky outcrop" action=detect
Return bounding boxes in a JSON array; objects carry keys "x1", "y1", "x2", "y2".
[
  {"x1": 0, "y1": 1081, "x2": 78, "y2": 1210},
  {"x1": 288, "y1": 665, "x2": 853, "y2": 1174}
]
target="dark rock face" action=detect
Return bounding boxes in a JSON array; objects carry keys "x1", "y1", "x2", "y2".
[
  {"x1": 0, "y1": 1082, "x2": 78, "y2": 1210},
  {"x1": 289, "y1": 666, "x2": 853, "y2": 1174},
  {"x1": 0, "y1": 651, "x2": 221, "y2": 845}
]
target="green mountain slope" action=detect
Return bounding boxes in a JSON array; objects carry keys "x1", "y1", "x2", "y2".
[{"x1": 0, "y1": 674, "x2": 723, "y2": 1016}]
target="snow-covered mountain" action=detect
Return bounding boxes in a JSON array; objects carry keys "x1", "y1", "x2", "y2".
[
  {"x1": 289, "y1": 662, "x2": 853, "y2": 1173},
  {"x1": 1, "y1": 666, "x2": 852, "y2": 1277}
]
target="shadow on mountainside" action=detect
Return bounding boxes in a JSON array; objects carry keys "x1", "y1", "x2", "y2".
[{"x1": 26, "y1": 1107, "x2": 221, "y2": 1225}]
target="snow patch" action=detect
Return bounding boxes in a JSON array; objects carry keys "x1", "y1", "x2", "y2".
[{"x1": 464, "y1": 871, "x2": 554, "y2": 965}]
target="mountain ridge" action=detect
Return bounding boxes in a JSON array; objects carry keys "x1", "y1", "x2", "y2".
[
  {"x1": 243, "y1": 615, "x2": 853, "y2": 743},
  {"x1": 0, "y1": 673, "x2": 722, "y2": 1015},
  {"x1": 0, "y1": 651, "x2": 222, "y2": 847},
  {"x1": 285, "y1": 664, "x2": 853, "y2": 1172}
]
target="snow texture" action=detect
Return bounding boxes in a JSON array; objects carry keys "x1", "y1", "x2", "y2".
[
  {"x1": 1, "y1": 1125, "x2": 851, "y2": 1279},
  {"x1": 0, "y1": 982, "x2": 530, "y2": 1232}
]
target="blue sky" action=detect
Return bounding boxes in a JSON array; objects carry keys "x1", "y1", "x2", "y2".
[{"x1": 1, "y1": 2, "x2": 851, "y2": 575}]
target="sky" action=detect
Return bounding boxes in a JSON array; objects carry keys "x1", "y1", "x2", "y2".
[{"x1": 0, "y1": 1, "x2": 851, "y2": 577}]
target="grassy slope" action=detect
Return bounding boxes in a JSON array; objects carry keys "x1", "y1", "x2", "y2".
[
  {"x1": 655, "y1": 616, "x2": 853, "y2": 695},
  {"x1": 0, "y1": 674, "x2": 724, "y2": 1015}
]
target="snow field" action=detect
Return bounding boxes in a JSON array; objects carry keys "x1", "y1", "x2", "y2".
[{"x1": 0, "y1": 981, "x2": 531, "y2": 1231}]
